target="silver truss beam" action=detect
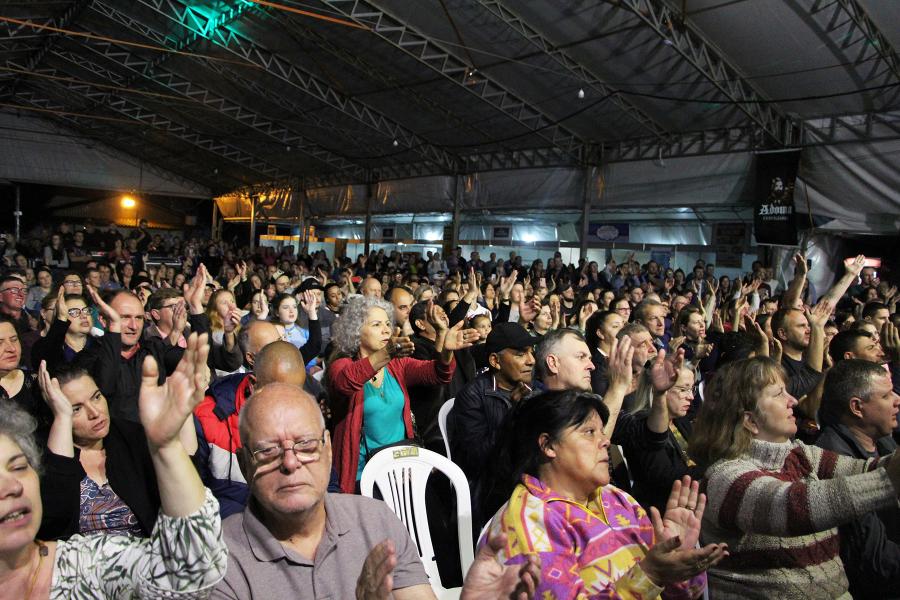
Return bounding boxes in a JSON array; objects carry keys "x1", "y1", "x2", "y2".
[
  {"x1": 15, "y1": 57, "x2": 289, "y2": 182},
  {"x1": 55, "y1": 38, "x2": 365, "y2": 177},
  {"x1": 275, "y1": 15, "x2": 496, "y2": 143},
  {"x1": 132, "y1": 0, "x2": 459, "y2": 171},
  {"x1": 816, "y1": 0, "x2": 900, "y2": 83},
  {"x1": 618, "y1": 0, "x2": 795, "y2": 146},
  {"x1": 318, "y1": 0, "x2": 585, "y2": 160},
  {"x1": 472, "y1": 0, "x2": 669, "y2": 141},
  {"x1": 9, "y1": 90, "x2": 223, "y2": 191}
]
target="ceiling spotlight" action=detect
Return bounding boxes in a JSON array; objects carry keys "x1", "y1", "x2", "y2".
[
  {"x1": 392, "y1": 139, "x2": 399, "y2": 147},
  {"x1": 577, "y1": 88, "x2": 585, "y2": 99}
]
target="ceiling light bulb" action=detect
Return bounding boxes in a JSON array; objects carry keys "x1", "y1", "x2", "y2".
[
  {"x1": 392, "y1": 139, "x2": 399, "y2": 147},
  {"x1": 577, "y1": 88, "x2": 585, "y2": 99}
]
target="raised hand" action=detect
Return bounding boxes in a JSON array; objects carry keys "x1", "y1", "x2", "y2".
[
  {"x1": 387, "y1": 327, "x2": 415, "y2": 359},
  {"x1": 442, "y1": 320, "x2": 480, "y2": 351},
  {"x1": 139, "y1": 332, "x2": 210, "y2": 451},
  {"x1": 845, "y1": 254, "x2": 866, "y2": 277},
  {"x1": 55, "y1": 284, "x2": 69, "y2": 322},
  {"x1": 223, "y1": 308, "x2": 242, "y2": 334},
  {"x1": 794, "y1": 253, "x2": 808, "y2": 277},
  {"x1": 86, "y1": 284, "x2": 121, "y2": 331},
  {"x1": 668, "y1": 336, "x2": 685, "y2": 354},
  {"x1": 882, "y1": 321, "x2": 900, "y2": 361},
  {"x1": 806, "y1": 299, "x2": 833, "y2": 329},
  {"x1": 425, "y1": 300, "x2": 449, "y2": 334},
  {"x1": 461, "y1": 530, "x2": 540, "y2": 600},
  {"x1": 649, "y1": 348, "x2": 682, "y2": 393},
  {"x1": 356, "y1": 539, "x2": 396, "y2": 600},
  {"x1": 607, "y1": 335, "x2": 634, "y2": 392},
  {"x1": 37, "y1": 360, "x2": 72, "y2": 419},
  {"x1": 518, "y1": 296, "x2": 541, "y2": 324},
  {"x1": 300, "y1": 289, "x2": 320, "y2": 318},
  {"x1": 183, "y1": 263, "x2": 208, "y2": 314}
]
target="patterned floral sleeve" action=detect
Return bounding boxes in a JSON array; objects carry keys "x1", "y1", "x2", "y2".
[{"x1": 51, "y1": 489, "x2": 226, "y2": 600}]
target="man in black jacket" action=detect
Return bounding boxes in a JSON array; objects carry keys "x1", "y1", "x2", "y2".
[
  {"x1": 448, "y1": 322, "x2": 535, "y2": 485},
  {"x1": 817, "y1": 359, "x2": 900, "y2": 599},
  {"x1": 407, "y1": 300, "x2": 478, "y2": 449},
  {"x1": 75, "y1": 272, "x2": 210, "y2": 423}
]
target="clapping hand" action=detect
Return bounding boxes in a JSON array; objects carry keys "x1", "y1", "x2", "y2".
[
  {"x1": 222, "y1": 308, "x2": 242, "y2": 333},
  {"x1": 356, "y1": 540, "x2": 396, "y2": 600},
  {"x1": 460, "y1": 530, "x2": 540, "y2": 600},
  {"x1": 139, "y1": 332, "x2": 209, "y2": 451},
  {"x1": 55, "y1": 285, "x2": 69, "y2": 322},
  {"x1": 641, "y1": 477, "x2": 729, "y2": 585}
]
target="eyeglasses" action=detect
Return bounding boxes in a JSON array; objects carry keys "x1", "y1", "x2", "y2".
[
  {"x1": 251, "y1": 434, "x2": 326, "y2": 466},
  {"x1": 66, "y1": 307, "x2": 92, "y2": 318},
  {"x1": 63, "y1": 280, "x2": 81, "y2": 287},
  {"x1": 158, "y1": 302, "x2": 182, "y2": 311},
  {"x1": 0, "y1": 287, "x2": 25, "y2": 296}
]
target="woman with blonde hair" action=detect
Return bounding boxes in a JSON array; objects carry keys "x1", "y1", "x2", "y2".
[{"x1": 692, "y1": 356, "x2": 900, "y2": 599}]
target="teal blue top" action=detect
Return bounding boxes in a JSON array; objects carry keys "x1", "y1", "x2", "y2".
[{"x1": 356, "y1": 369, "x2": 406, "y2": 480}]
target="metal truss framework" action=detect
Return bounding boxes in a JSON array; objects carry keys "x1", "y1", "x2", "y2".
[
  {"x1": 88, "y1": 1, "x2": 376, "y2": 174},
  {"x1": 59, "y1": 34, "x2": 367, "y2": 177},
  {"x1": 472, "y1": 0, "x2": 670, "y2": 141},
  {"x1": 810, "y1": 0, "x2": 900, "y2": 83},
  {"x1": 133, "y1": 0, "x2": 460, "y2": 171},
  {"x1": 274, "y1": 15, "x2": 497, "y2": 144},
  {"x1": 319, "y1": 0, "x2": 586, "y2": 161},
  {"x1": 619, "y1": 0, "x2": 796, "y2": 147},
  {"x1": 9, "y1": 90, "x2": 223, "y2": 192},
  {"x1": 16, "y1": 56, "x2": 290, "y2": 182}
]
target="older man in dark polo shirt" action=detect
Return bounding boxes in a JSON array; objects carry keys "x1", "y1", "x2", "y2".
[{"x1": 213, "y1": 383, "x2": 539, "y2": 600}]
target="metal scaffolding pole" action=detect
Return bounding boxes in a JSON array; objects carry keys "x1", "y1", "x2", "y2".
[
  {"x1": 249, "y1": 195, "x2": 257, "y2": 252},
  {"x1": 579, "y1": 167, "x2": 596, "y2": 261},
  {"x1": 14, "y1": 186, "x2": 21, "y2": 241},
  {"x1": 452, "y1": 175, "x2": 462, "y2": 249}
]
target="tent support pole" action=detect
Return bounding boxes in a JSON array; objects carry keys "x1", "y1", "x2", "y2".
[
  {"x1": 211, "y1": 201, "x2": 219, "y2": 241},
  {"x1": 452, "y1": 175, "x2": 462, "y2": 248},
  {"x1": 14, "y1": 185, "x2": 21, "y2": 242},
  {"x1": 364, "y1": 177, "x2": 373, "y2": 256},
  {"x1": 249, "y1": 194, "x2": 257, "y2": 252},
  {"x1": 579, "y1": 167, "x2": 595, "y2": 261}
]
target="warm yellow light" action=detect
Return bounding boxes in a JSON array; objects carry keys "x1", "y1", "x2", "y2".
[{"x1": 121, "y1": 195, "x2": 136, "y2": 208}]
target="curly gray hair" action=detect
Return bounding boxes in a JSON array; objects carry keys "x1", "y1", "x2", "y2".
[
  {"x1": 0, "y1": 403, "x2": 42, "y2": 473},
  {"x1": 330, "y1": 295, "x2": 395, "y2": 357}
]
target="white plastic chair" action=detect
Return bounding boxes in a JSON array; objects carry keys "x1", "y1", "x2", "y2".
[
  {"x1": 437, "y1": 398, "x2": 455, "y2": 458},
  {"x1": 360, "y1": 445, "x2": 474, "y2": 600}
]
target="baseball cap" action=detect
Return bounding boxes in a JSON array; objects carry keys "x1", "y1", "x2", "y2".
[
  {"x1": 130, "y1": 275, "x2": 153, "y2": 291},
  {"x1": 485, "y1": 322, "x2": 535, "y2": 355},
  {"x1": 298, "y1": 277, "x2": 324, "y2": 293}
]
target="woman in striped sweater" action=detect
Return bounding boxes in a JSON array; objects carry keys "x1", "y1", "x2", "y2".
[{"x1": 691, "y1": 356, "x2": 900, "y2": 599}]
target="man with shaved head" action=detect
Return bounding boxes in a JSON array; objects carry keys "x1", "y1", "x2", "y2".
[
  {"x1": 192, "y1": 320, "x2": 289, "y2": 517},
  {"x1": 217, "y1": 383, "x2": 539, "y2": 599},
  {"x1": 387, "y1": 285, "x2": 415, "y2": 336},
  {"x1": 254, "y1": 340, "x2": 307, "y2": 388}
]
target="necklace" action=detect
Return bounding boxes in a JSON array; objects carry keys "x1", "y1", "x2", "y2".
[{"x1": 24, "y1": 542, "x2": 47, "y2": 600}]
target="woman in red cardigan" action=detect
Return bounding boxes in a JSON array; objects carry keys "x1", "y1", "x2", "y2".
[{"x1": 327, "y1": 296, "x2": 475, "y2": 493}]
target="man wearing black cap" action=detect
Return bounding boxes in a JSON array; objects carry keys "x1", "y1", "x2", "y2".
[{"x1": 448, "y1": 322, "x2": 535, "y2": 485}]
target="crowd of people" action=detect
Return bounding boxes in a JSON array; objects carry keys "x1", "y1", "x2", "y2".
[{"x1": 0, "y1": 217, "x2": 897, "y2": 599}]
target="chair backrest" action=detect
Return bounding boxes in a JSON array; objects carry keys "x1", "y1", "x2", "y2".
[
  {"x1": 360, "y1": 445, "x2": 474, "y2": 600},
  {"x1": 437, "y1": 398, "x2": 455, "y2": 458}
]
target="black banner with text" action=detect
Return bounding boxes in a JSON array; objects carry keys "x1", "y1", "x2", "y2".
[{"x1": 754, "y1": 151, "x2": 800, "y2": 246}]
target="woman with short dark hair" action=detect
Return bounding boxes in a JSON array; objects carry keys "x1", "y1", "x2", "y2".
[{"x1": 481, "y1": 389, "x2": 727, "y2": 599}]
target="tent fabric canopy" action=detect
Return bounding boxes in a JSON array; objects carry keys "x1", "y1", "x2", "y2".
[{"x1": 0, "y1": 0, "x2": 896, "y2": 231}]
